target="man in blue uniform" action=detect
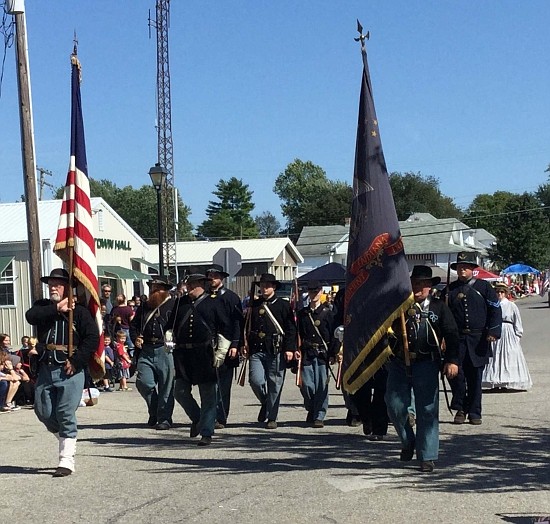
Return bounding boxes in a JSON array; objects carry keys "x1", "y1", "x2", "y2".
[
  {"x1": 386, "y1": 265, "x2": 459, "y2": 472},
  {"x1": 167, "y1": 273, "x2": 232, "y2": 446},
  {"x1": 297, "y1": 280, "x2": 335, "y2": 428},
  {"x1": 445, "y1": 252, "x2": 502, "y2": 425},
  {"x1": 25, "y1": 268, "x2": 100, "y2": 477},
  {"x1": 205, "y1": 264, "x2": 243, "y2": 429},
  {"x1": 245, "y1": 273, "x2": 297, "y2": 429},
  {"x1": 130, "y1": 276, "x2": 175, "y2": 430}
]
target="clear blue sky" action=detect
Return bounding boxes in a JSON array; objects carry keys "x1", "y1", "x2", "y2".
[{"x1": 1, "y1": 1, "x2": 549, "y2": 231}]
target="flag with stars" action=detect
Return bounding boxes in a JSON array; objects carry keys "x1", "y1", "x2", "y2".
[
  {"x1": 54, "y1": 48, "x2": 104, "y2": 380},
  {"x1": 342, "y1": 39, "x2": 414, "y2": 394}
]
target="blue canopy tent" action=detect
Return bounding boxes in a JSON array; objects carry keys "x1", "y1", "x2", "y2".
[{"x1": 501, "y1": 263, "x2": 540, "y2": 275}]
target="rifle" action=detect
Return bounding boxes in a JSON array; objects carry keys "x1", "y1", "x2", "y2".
[
  {"x1": 295, "y1": 351, "x2": 302, "y2": 387},
  {"x1": 335, "y1": 347, "x2": 343, "y2": 390},
  {"x1": 237, "y1": 282, "x2": 254, "y2": 387}
]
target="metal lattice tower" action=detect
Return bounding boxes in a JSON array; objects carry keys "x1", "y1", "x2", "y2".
[{"x1": 154, "y1": 0, "x2": 177, "y2": 275}]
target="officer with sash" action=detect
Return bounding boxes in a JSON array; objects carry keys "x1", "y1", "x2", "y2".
[
  {"x1": 25, "y1": 268, "x2": 100, "y2": 477},
  {"x1": 444, "y1": 252, "x2": 502, "y2": 425},
  {"x1": 245, "y1": 273, "x2": 297, "y2": 429},
  {"x1": 385, "y1": 265, "x2": 459, "y2": 473}
]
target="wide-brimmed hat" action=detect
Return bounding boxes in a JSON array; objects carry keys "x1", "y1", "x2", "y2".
[
  {"x1": 494, "y1": 282, "x2": 509, "y2": 293},
  {"x1": 450, "y1": 251, "x2": 479, "y2": 270},
  {"x1": 307, "y1": 279, "x2": 323, "y2": 291},
  {"x1": 185, "y1": 273, "x2": 211, "y2": 285},
  {"x1": 205, "y1": 263, "x2": 229, "y2": 278},
  {"x1": 40, "y1": 268, "x2": 73, "y2": 285},
  {"x1": 410, "y1": 265, "x2": 441, "y2": 286},
  {"x1": 147, "y1": 275, "x2": 172, "y2": 289},
  {"x1": 255, "y1": 273, "x2": 279, "y2": 288}
]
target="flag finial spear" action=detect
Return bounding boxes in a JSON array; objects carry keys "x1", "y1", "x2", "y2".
[
  {"x1": 73, "y1": 31, "x2": 78, "y2": 56},
  {"x1": 354, "y1": 19, "x2": 369, "y2": 49}
]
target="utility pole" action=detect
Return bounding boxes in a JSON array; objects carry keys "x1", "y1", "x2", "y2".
[
  {"x1": 37, "y1": 166, "x2": 55, "y2": 200},
  {"x1": 150, "y1": 0, "x2": 177, "y2": 281},
  {"x1": 5, "y1": 0, "x2": 42, "y2": 302}
]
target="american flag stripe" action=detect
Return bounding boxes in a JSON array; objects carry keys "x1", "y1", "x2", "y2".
[{"x1": 54, "y1": 50, "x2": 104, "y2": 380}]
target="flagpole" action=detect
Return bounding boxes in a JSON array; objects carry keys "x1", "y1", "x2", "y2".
[{"x1": 67, "y1": 244, "x2": 75, "y2": 358}]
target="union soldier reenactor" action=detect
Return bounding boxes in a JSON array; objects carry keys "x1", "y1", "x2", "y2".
[
  {"x1": 443, "y1": 252, "x2": 502, "y2": 425},
  {"x1": 25, "y1": 268, "x2": 100, "y2": 477},
  {"x1": 296, "y1": 280, "x2": 336, "y2": 428},
  {"x1": 205, "y1": 264, "x2": 243, "y2": 429},
  {"x1": 130, "y1": 275, "x2": 176, "y2": 430},
  {"x1": 244, "y1": 273, "x2": 297, "y2": 429},
  {"x1": 385, "y1": 265, "x2": 459, "y2": 473},
  {"x1": 166, "y1": 273, "x2": 233, "y2": 446}
]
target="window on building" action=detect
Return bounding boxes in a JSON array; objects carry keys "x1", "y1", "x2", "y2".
[{"x1": 0, "y1": 258, "x2": 15, "y2": 307}]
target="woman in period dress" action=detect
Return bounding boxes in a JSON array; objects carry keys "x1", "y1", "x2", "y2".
[{"x1": 482, "y1": 283, "x2": 532, "y2": 391}]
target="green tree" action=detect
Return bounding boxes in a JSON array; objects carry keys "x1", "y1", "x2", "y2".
[
  {"x1": 255, "y1": 211, "x2": 281, "y2": 237},
  {"x1": 463, "y1": 191, "x2": 550, "y2": 269},
  {"x1": 55, "y1": 179, "x2": 193, "y2": 242},
  {"x1": 197, "y1": 177, "x2": 258, "y2": 240},
  {"x1": 274, "y1": 159, "x2": 352, "y2": 237},
  {"x1": 389, "y1": 171, "x2": 463, "y2": 220}
]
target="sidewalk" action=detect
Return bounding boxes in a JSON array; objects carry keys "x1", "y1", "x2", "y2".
[{"x1": 1, "y1": 295, "x2": 549, "y2": 523}]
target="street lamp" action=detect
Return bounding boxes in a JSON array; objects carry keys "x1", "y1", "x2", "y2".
[{"x1": 149, "y1": 163, "x2": 167, "y2": 276}]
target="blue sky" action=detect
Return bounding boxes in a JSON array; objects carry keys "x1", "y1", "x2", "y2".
[{"x1": 1, "y1": 1, "x2": 549, "y2": 231}]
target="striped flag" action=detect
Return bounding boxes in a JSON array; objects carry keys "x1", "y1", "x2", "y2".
[
  {"x1": 54, "y1": 48, "x2": 104, "y2": 380},
  {"x1": 342, "y1": 35, "x2": 414, "y2": 394}
]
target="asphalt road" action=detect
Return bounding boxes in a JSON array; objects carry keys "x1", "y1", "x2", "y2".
[{"x1": 1, "y1": 295, "x2": 549, "y2": 524}]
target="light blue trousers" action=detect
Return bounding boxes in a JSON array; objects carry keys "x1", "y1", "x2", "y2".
[
  {"x1": 174, "y1": 377, "x2": 217, "y2": 437},
  {"x1": 249, "y1": 352, "x2": 286, "y2": 421},
  {"x1": 34, "y1": 364, "x2": 84, "y2": 438},
  {"x1": 300, "y1": 358, "x2": 329, "y2": 421},
  {"x1": 385, "y1": 359, "x2": 440, "y2": 461}
]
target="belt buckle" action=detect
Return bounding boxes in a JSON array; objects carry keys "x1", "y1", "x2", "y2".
[{"x1": 258, "y1": 332, "x2": 266, "y2": 339}]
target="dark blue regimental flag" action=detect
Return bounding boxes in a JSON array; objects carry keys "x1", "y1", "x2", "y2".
[{"x1": 342, "y1": 42, "x2": 414, "y2": 394}]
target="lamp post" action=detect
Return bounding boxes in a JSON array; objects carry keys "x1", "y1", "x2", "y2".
[{"x1": 149, "y1": 163, "x2": 167, "y2": 276}]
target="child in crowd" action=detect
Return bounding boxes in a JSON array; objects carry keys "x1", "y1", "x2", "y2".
[
  {"x1": 101, "y1": 334, "x2": 115, "y2": 392},
  {"x1": 115, "y1": 331, "x2": 132, "y2": 392}
]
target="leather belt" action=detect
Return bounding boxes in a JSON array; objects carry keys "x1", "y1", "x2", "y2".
[
  {"x1": 177, "y1": 342, "x2": 209, "y2": 349},
  {"x1": 461, "y1": 329, "x2": 483, "y2": 334},
  {"x1": 46, "y1": 344, "x2": 68, "y2": 352},
  {"x1": 143, "y1": 338, "x2": 162, "y2": 344}
]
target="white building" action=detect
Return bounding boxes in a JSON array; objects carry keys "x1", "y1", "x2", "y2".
[{"x1": 0, "y1": 198, "x2": 154, "y2": 343}]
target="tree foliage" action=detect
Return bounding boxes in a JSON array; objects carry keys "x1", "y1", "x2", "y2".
[
  {"x1": 463, "y1": 191, "x2": 550, "y2": 269},
  {"x1": 273, "y1": 159, "x2": 352, "y2": 238},
  {"x1": 389, "y1": 171, "x2": 463, "y2": 220},
  {"x1": 197, "y1": 177, "x2": 258, "y2": 240},
  {"x1": 55, "y1": 179, "x2": 193, "y2": 242},
  {"x1": 255, "y1": 211, "x2": 281, "y2": 237}
]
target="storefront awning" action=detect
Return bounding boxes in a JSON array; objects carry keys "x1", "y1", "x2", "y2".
[
  {"x1": 131, "y1": 257, "x2": 159, "y2": 271},
  {"x1": 98, "y1": 265, "x2": 152, "y2": 281},
  {"x1": 0, "y1": 256, "x2": 14, "y2": 275}
]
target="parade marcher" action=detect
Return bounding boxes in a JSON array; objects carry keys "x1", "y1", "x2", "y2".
[
  {"x1": 130, "y1": 276, "x2": 176, "y2": 430},
  {"x1": 205, "y1": 264, "x2": 243, "y2": 429},
  {"x1": 297, "y1": 280, "x2": 335, "y2": 428},
  {"x1": 444, "y1": 252, "x2": 502, "y2": 425},
  {"x1": 166, "y1": 273, "x2": 232, "y2": 446},
  {"x1": 245, "y1": 273, "x2": 297, "y2": 429},
  {"x1": 482, "y1": 282, "x2": 532, "y2": 391},
  {"x1": 385, "y1": 265, "x2": 459, "y2": 472},
  {"x1": 25, "y1": 268, "x2": 100, "y2": 477}
]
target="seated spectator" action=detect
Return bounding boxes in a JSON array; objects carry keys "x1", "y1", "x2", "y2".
[
  {"x1": 0, "y1": 333, "x2": 21, "y2": 368},
  {"x1": 0, "y1": 352, "x2": 22, "y2": 412}
]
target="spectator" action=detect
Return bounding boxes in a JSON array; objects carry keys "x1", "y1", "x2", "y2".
[
  {"x1": 100, "y1": 334, "x2": 115, "y2": 392},
  {"x1": 114, "y1": 331, "x2": 132, "y2": 392},
  {"x1": 0, "y1": 352, "x2": 22, "y2": 412},
  {"x1": 111, "y1": 294, "x2": 135, "y2": 350},
  {"x1": 101, "y1": 284, "x2": 113, "y2": 314},
  {"x1": 1, "y1": 333, "x2": 21, "y2": 368}
]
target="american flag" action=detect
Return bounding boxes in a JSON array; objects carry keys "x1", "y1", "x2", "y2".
[{"x1": 53, "y1": 48, "x2": 104, "y2": 380}]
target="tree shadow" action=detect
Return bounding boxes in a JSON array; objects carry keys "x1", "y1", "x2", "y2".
[{"x1": 79, "y1": 423, "x2": 550, "y2": 493}]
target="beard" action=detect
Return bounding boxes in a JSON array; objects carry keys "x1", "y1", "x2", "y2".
[
  {"x1": 50, "y1": 291, "x2": 61, "y2": 303},
  {"x1": 147, "y1": 289, "x2": 170, "y2": 309}
]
